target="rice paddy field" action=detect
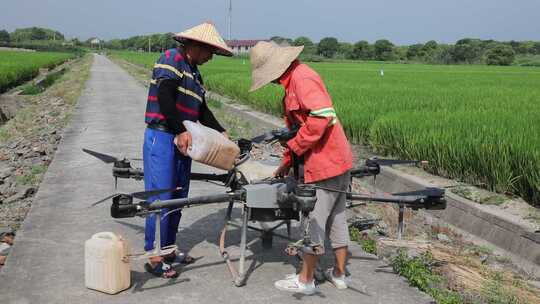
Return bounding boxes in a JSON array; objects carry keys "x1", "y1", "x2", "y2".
[
  {"x1": 0, "y1": 50, "x2": 74, "y2": 93},
  {"x1": 111, "y1": 51, "x2": 540, "y2": 206}
]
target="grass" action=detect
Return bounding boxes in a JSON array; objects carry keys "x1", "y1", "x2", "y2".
[{"x1": 109, "y1": 50, "x2": 540, "y2": 207}]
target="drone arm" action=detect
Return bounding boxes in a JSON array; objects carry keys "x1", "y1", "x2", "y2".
[
  {"x1": 347, "y1": 190, "x2": 445, "y2": 210},
  {"x1": 347, "y1": 192, "x2": 422, "y2": 204},
  {"x1": 147, "y1": 191, "x2": 243, "y2": 211},
  {"x1": 112, "y1": 167, "x2": 143, "y2": 178},
  {"x1": 350, "y1": 165, "x2": 380, "y2": 178}
]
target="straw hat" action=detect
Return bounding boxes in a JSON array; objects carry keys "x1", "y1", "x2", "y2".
[
  {"x1": 173, "y1": 22, "x2": 233, "y2": 57},
  {"x1": 249, "y1": 41, "x2": 304, "y2": 92}
]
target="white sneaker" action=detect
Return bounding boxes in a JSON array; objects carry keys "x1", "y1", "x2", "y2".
[
  {"x1": 274, "y1": 274, "x2": 318, "y2": 295},
  {"x1": 284, "y1": 273, "x2": 299, "y2": 279},
  {"x1": 325, "y1": 268, "x2": 348, "y2": 289}
]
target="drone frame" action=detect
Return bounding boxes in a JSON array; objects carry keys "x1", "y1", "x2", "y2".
[{"x1": 84, "y1": 128, "x2": 445, "y2": 287}]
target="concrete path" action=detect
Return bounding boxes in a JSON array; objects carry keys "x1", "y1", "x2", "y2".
[{"x1": 0, "y1": 54, "x2": 433, "y2": 304}]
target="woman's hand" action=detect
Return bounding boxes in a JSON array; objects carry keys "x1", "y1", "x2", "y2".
[{"x1": 273, "y1": 163, "x2": 291, "y2": 178}]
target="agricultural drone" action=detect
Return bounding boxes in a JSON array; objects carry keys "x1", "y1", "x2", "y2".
[{"x1": 84, "y1": 126, "x2": 446, "y2": 286}]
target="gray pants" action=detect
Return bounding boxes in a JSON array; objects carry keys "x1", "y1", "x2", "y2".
[{"x1": 304, "y1": 171, "x2": 350, "y2": 255}]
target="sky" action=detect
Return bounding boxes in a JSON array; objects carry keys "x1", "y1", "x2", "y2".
[{"x1": 1, "y1": 0, "x2": 539, "y2": 45}]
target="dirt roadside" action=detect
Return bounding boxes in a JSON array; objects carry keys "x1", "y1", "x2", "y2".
[{"x1": 0, "y1": 54, "x2": 93, "y2": 232}]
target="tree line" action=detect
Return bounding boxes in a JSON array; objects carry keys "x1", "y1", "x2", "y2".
[
  {"x1": 2, "y1": 27, "x2": 540, "y2": 66},
  {"x1": 278, "y1": 36, "x2": 540, "y2": 66}
]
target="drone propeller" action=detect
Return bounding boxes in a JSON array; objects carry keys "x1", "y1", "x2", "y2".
[
  {"x1": 83, "y1": 148, "x2": 121, "y2": 164},
  {"x1": 82, "y1": 148, "x2": 142, "y2": 163},
  {"x1": 90, "y1": 187, "x2": 181, "y2": 207},
  {"x1": 91, "y1": 193, "x2": 119, "y2": 207}
]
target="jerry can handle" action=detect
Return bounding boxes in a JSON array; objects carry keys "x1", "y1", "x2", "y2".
[{"x1": 92, "y1": 231, "x2": 120, "y2": 241}]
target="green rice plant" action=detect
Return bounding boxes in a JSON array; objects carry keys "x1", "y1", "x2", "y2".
[
  {"x1": 0, "y1": 50, "x2": 74, "y2": 93},
  {"x1": 111, "y1": 51, "x2": 540, "y2": 206}
]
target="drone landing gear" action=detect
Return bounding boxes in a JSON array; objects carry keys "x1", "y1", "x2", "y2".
[
  {"x1": 219, "y1": 202, "x2": 295, "y2": 287},
  {"x1": 397, "y1": 204, "x2": 405, "y2": 240},
  {"x1": 128, "y1": 211, "x2": 177, "y2": 260}
]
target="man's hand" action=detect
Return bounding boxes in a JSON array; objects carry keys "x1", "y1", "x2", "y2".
[
  {"x1": 175, "y1": 131, "x2": 192, "y2": 156},
  {"x1": 273, "y1": 163, "x2": 291, "y2": 178}
]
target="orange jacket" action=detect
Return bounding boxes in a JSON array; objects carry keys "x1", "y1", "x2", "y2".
[{"x1": 280, "y1": 61, "x2": 353, "y2": 183}]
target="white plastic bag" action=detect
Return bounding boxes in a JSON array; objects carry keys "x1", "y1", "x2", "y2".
[{"x1": 183, "y1": 121, "x2": 240, "y2": 170}]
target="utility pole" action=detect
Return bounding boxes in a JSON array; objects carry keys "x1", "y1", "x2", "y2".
[{"x1": 228, "y1": 0, "x2": 232, "y2": 41}]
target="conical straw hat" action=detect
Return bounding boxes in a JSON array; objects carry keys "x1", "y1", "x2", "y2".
[
  {"x1": 173, "y1": 22, "x2": 233, "y2": 57},
  {"x1": 249, "y1": 41, "x2": 303, "y2": 92}
]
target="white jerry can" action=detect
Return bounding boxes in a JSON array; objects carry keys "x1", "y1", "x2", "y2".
[
  {"x1": 85, "y1": 232, "x2": 131, "y2": 294},
  {"x1": 182, "y1": 120, "x2": 240, "y2": 170}
]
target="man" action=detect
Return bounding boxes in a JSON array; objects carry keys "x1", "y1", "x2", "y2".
[
  {"x1": 143, "y1": 22, "x2": 233, "y2": 278},
  {"x1": 249, "y1": 41, "x2": 354, "y2": 294}
]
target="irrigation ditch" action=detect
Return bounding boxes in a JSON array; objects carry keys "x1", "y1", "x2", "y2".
[{"x1": 0, "y1": 61, "x2": 70, "y2": 126}]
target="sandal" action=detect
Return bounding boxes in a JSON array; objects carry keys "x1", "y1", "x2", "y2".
[
  {"x1": 163, "y1": 251, "x2": 196, "y2": 265},
  {"x1": 144, "y1": 261, "x2": 179, "y2": 279}
]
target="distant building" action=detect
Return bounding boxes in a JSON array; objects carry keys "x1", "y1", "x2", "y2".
[
  {"x1": 226, "y1": 40, "x2": 267, "y2": 55},
  {"x1": 89, "y1": 38, "x2": 101, "y2": 50}
]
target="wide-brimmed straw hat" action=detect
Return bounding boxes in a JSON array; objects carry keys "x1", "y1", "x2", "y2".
[
  {"x1": 249, "y1": 41, "x2": 304, "y2": 92},
  {"x1": 173, "y1": 22, "x2": 233, "y2": 57}
]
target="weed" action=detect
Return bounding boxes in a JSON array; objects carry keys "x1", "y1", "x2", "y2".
[
  {"x1": 15, "y1": 164, "x2": 47, "y2": 186},
  {"x1": 20, "y1": 84, "x2": 43, "y2": 95},
  {"x1": 391, "y1": 250, "x2": 463, "y2": 304},
  {"x1": 481, "y1": 272, "x2": 522, "y2": 304},
  {"x1": 349, "y1": 226, "x2": 361, "y2": 241},
  {"x1": 361, "y1": 238, "x2": 377, "y2": 254}
]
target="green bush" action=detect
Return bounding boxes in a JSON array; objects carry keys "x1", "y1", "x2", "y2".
[{"x1": 486, "y1": 45, "x2": 515, "y2": 66}]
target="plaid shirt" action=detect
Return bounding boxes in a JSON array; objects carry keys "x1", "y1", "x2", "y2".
[{"x1": 144, "y1": 48, "x2": 205, "y2": 125}]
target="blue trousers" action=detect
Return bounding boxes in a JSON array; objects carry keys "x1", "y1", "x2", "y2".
[{"x1": 143, "y1": 128, "x2": 192, "y2": 251}]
